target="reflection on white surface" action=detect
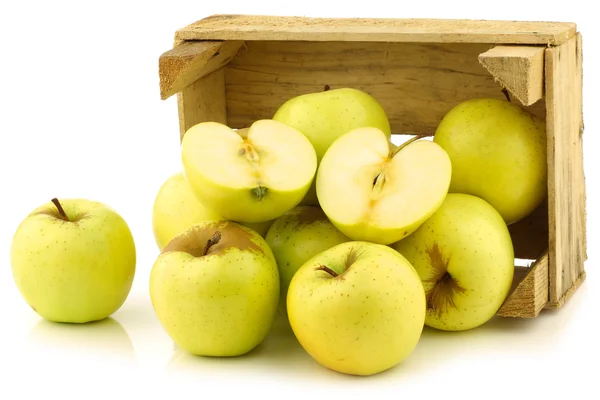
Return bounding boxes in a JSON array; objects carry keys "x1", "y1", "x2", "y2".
[
  {"x1": 26, "y1": 316, "x2": 137, "y2": 364},
  {"x1": 165, "y1": 312, "x2": 344, "y2": 380},
  {"x1": 162, "y1": 281, "x2": 591, "y2": 381}
]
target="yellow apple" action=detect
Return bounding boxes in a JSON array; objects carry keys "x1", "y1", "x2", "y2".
[
  {"x1": 152, "y1": 172, "x2": 273, "y2": 250},
  {"x1": 265, "y1": 205, "x2": 351, "y2": 317},
  {"x1": 150, "y1": 220, "x2": 280, "y2": 357},
  {"x1": 273, "y1": 87, "x2": 391, "y2": 205},
  {"x1": 433, "y1": 98, "x2": 547, "y2": 224},
  {"x1": 10, "y1": 198, "x2": 136, "y2": 323},
  {"x1": 287, "y1": 241, "x2": 426, "y2": 376},
  {"x1": 182, "y1": 120, "x2": 317, "y2": 223},
  {"x1": 316, "y1": 127, "x2": 452, "y2": 245},
  {"x1": 392, "y1": 193, "x2": 515, "y2": 331}
]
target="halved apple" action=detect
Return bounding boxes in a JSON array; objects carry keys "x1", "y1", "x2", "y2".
[
  {"x1": 316, "y1": 128, "x2": 452, "y2": 245},
  {"x1": 182, "y1": 120, "x2": 317, "y2": 223}
]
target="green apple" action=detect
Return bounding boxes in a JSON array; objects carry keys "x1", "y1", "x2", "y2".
[
  {"x1": 149, "y1": 220, "x2": 280, "y2": 357},
  {"x1": 152, "y1": 172, "x2": 273, "y2": 250},
  {"x1": 152, "y1": 172, "x2": 221, "y2": 250},
  {"x1": 433, "y1": 98, "x2": 547, "y2": 224},
  {"x1": 287, "y1": 241, "x2": 426, "y2": 376},
  {"x1": 10, "y1": 198, "x2": 136, "y2": 323},
  {"x1": 182, "y1": 120, "x2": 317, "y2": 223},
  {"x1": 273, "y1": 87, "x2": 392, "y2": 205},
  {"x1": 316, "y1": 127, "x2": 452, "y2": 245},
  {"x1": 265, "y1": 205, "x2": 351, "y2": 317},
  {"x1": 392, "y1": 193, "x2": 515, "y2": 331}
]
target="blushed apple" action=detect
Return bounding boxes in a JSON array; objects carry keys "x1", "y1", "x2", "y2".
[{"x1": 149, "y1": 220, "x2": 280, "y2": 357}]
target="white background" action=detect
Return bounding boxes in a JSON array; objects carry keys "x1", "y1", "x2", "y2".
[{"x1": 0, "y1": 1, "x2": 597, "y2": 398}]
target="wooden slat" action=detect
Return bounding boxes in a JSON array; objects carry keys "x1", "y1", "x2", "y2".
[
  {"x1": 222, "y1": 40, "x2": 546, "y2": 134},
  {"x1": 497, "y1": 253, "x2": 549, "y2": 318},
  {"x1": 175, "y1": 15, "x2": 576, "y2": 45},
  {"x1": 177, "y1": 68, "x2": 227, "y2": 140},
  {"x1": 545, "y1": 33, "x2": 586, "y2": 307},
  {"x1": 159, "y1": 40, "x2": 243, "y2": 100},
  {"x1": 478, "y1": 45, "x2": 545, "y2": 106}
]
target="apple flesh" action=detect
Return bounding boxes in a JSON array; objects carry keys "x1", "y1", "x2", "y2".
[
  {"x1": 181, "y1": 120, "x2": 317, "y2": 223},
  {"x1": 287, "y1": 241, "x2": 426, "y2": 376},
  {"x1": 317, "y1": 127, "x2": 452, "y2": 245},
  {"x1": 273, "y1": 87, "x2": 392, "y2": 205},
  {"x1": 152, "y1": 172, "x2": 274, "y2": 250},
  {"x1": 149, "y1": 220, "x2": 280, "y2": 357},
  {"x1": 433, "y1": 98, "x2": 547, "y2": 224},
  {"x1": 392, "y1": 193, "x2": 515, "y2": 331},
  {"x1": 10, "y1": 198, "x2": 136, "y2": 323},
  {"x1": 265, "y1": 205, "x2": 351, "y2": 318}
]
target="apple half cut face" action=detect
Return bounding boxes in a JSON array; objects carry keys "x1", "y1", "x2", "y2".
[
  {"x1": 316, "y1": 127, "x2": 452, "y2": 245},
  {"x1": 181, "y1": 120, "x2": 317, "y2": 223}
]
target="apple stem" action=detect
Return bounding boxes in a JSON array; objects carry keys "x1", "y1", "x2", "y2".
[
  {"x1": 389, "y1": 134, "x2": 428, "y2": 158},
  {"x1": 51, "y1": 198, "x2": 69, "y2": 221},
  {"x1": 315, "y1": 264, "x2": 338, "y2": 278},
  {"x1": 323, "y1": 84, "x2": 331, "y2": 91},
  {"x1": 203, "y1": 231, "x2": 222, "y2": 256},
  {"x1": 502, "y1": 88, "x2": 511, "y2": 102}
]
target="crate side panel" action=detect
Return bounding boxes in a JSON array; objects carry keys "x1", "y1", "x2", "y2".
[
  {"x1": 177, "y1": 68, "x2": 227, "y2": 140},
  {"x1": 545, "y1": 34, "x2": 586, "y2": 306},
  {"x1": 224, "y1": 41, "x2": 546, "y2": 134},
  {"x1": 176, "y1": 15, "x2": 576, "y2": 45},
  {"x1": 497, "y1": 253, "x2": 548, "y2": 318}
]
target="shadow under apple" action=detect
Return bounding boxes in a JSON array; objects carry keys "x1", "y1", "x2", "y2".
[{"x1": 166, "y1": 313, "x2": 351, "y2": 381}]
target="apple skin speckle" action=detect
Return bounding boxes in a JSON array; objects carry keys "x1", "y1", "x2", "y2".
[
  {"x1": 392, "y1": 193, "x2": 515, "y2": 332},
  {"x1": 286, "y1": 241, "x2": 426, "y2": 376}
]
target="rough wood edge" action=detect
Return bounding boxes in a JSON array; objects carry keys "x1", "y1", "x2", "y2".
[
  {"x1": 545, "y1": 33, "x2": 586, "y2": 305},
  {"x1": 577, "y1": 32, "x2": 588, "y2": 262},
  {"x1": 497, "y1": 253, "x2": 549, "y2": 318},
  {"x1": 478, "y1": 45, "x2": 545, "y2": 106},
  {"x1": 544, "y1": 270, "x2": 586, "y2": 309},
  {"x1": 175, "y1": 14, "x2": 576, "y2": 45},
  {"x1": 159, "y1": 40, "x2": 244, "y2": 100}
]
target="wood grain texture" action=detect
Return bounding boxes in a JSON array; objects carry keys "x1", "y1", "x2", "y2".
[
  {"x1": 177, "y1": 68, "x2": 227, "y2": 140},
  {"x1": 159, "y1": 40, "x2": 243, "y2": 100},
  {"x1": 497, "y1": 253, "x2": 549, "y2": 318},
  {"x1": 478, "y1": 45, "x2": 545, "y2": 106},
  {"x1": 222, "y1": 40, "x2": 546, "y2": 134},
  {"x1": 545, "y1": 33, "x2": 586, "y2": 307},
  {"x1": 176, "y1": 14, "x2": 576, "y2": 45}
]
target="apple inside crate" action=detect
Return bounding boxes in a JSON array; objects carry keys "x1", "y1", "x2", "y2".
[{"x1": 158, "y1": 15, "x2": 586, "y2": 319}]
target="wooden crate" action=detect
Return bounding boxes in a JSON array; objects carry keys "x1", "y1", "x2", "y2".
[{"x1": 157, "y1": 15, "x2": 586, "y2": 319}]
